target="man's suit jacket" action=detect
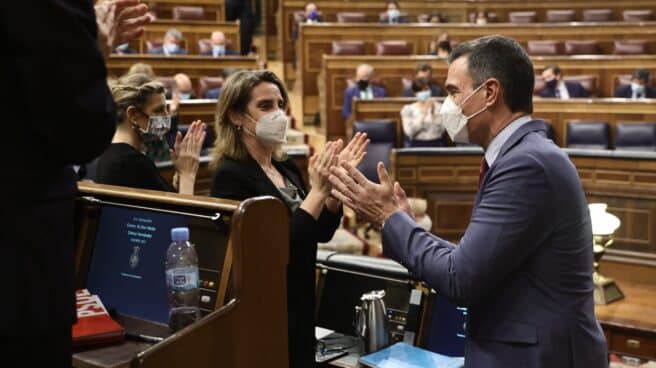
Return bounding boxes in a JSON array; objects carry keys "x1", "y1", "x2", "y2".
[
  {"x1": 402, "y1": 83, "x2": 443, "y2": 98},
  {"x1": 148, "y1": 46, "x2": 187, "y2": 55},
  {"x1": 204, "y1": 87, "x2": 221, "y2": 99},
  {"x1": 382, "y1": 121, "x2": 607, "y2": 367},
  {"x1": 614, "y1": 84, "x2": 656, "y2": 98},
  {"x1": 211, "y1": 154, "x2": 341, "y2": 368},
  {"x1": 1, "y1": 0, "x2": 115, "y2": 336},
  {"x1": 540, "y1": 81, "x2": 589, "y2": 98},
  {"x1": 342, "y1": 85, "x2": 387, "y2": 120},
  {"x1": 199, "y1": 48, "x2": 239, "y2": 56}
]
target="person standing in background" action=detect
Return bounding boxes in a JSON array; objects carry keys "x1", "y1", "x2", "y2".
[
  {"x1": 0, "y1": 0, "x2": 149, "y2": 365},
  {"x1": 226, "y1": 0, "x2": 256, "y2": 55}
]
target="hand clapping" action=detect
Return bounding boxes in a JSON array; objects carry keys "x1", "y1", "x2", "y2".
[{"x1": 171, "y1": 120, "x2": 206, "y2": 179}]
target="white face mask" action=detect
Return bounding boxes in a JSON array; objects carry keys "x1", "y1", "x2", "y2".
[
  {"x1": 631, "y1": 82, "x2": 645, "y2": 96},
  {"x1": 244, "y1": 110, "x2": 288, "y2": 145},
  {"x1": 415, "y1": 90, "x2": 431, "y2": 102},
  {"x1": 439, "y1": 83, "x2": 487, "y2": 144},
  {"x1": 212, "y1": 45, "x2": 226, "y2": 56}
]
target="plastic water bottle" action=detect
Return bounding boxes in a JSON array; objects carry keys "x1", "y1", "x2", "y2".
[{"x1": 165, "y1": 227, "x2": 200, "y2": 332}]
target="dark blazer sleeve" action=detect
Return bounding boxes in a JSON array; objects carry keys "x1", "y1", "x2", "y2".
[
  {"x1": 121, "y1": 155, "x2": 176, "y2": 192},
  {"x1": 614, "y1": 85, "x2": 631, "y2": 98},
  {"x1": 3, "y1": 0, "x2": 115, "y2": 165},
  {"x1": 540, "y1": 88, "x2": 554, "y2": 98},
  {"x1": 648, "y1": 87, "x2": 656, "y2": 98},
  {"x1": 211, "y1": 160, "x2": 252, "y2": 201},
  {"x1": 382, "y1": 154, "x2": 552, "y2": 307}
]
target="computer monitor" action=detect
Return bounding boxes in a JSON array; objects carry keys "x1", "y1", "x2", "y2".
[{"x1": 83, "y1": 203, "x2": 229, "y2": 325}]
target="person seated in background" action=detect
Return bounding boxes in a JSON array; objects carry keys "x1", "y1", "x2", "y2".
[
  {"x1": 97, "y1": 73, "x2": 205, "y2": 194},
  {"x1": 304, "y1": 2, "x2": 321, "y2": 23},
  {"x1": 128, "y1": 62, "x2": 155, "y2": 78},
  {"x1": 541, "y1": 65, "x2": 589, "y2": 99},
  {"x1": 429, "y1": 11, "x2": 446, "y2": 23},
  {"x1": 201, "y1": 31, "x2": 239, "y2": 57},
  {"x1": 474, "y1": 10, "x2": 489, "y2": 25},
  {"x1": 342, "y1": 64, "x2": 387, "y2": 121},
  {"x1": 383, "y1": 1, "x2": 405, "y2": 24},
  {"x1": 429, "y1": 32, "x2": 451, "y2": 57},
  {"x1": 615, "y1": 69, "x2": 656, "y2": 99},
  {"x1": 400, "y1": 78, "x2": 445, "y2": 146},
  {"x1": 204, "y1": 68, "x2": 237, "y2": 99},
  {"x1": 402, "y1": 63, "x2": 443, "y2": 97},
  {"x1": 149, "y1": 28, "x2": 187, "y2": 55},
  {"x1": 173, "y1": 73, "x2": 196, "y2": 100}
]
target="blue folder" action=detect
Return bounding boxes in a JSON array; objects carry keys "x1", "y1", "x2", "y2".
[{"x1": 359, "y1": 342, "x2": 465, "y2": 368}]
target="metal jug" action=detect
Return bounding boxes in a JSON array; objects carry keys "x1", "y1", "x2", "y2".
[{"x1": 354, "y1": 290, "x2": 390, "y2": 353}]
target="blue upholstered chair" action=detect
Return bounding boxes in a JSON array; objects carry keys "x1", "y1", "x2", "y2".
[
  {"x1": 615, "y1": 122, "x2": 656, "y2": 151},
  {"x1": 353, "y1": 120, "x2": 396, "y2": 183},
  {"x1": 566, "y1": 121, "x2": 610, "y2": 149}
]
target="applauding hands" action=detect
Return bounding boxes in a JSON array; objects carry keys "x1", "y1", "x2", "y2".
[{"x1": 171, "y1": 120, "x2": 206, "y2": 195}]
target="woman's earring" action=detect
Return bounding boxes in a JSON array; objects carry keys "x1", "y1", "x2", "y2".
[{"x1": 236, "y1": 125, "x2": 242, "y2": 131}]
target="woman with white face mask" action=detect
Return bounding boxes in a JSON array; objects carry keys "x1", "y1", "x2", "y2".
[
  {"x1": 400, "y1": 78, "x2": 446, "y2": 147},
  {"x1": 96, "y1": 73, "x2": 206, "y2": 194},
  {"x1": 210, "y1": 70, "x2": 369, "y2": 368}
]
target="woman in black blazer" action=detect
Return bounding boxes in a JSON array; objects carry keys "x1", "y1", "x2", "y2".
[{"x1": 209, "y1": 70, "x2": 368, "y2": 367}]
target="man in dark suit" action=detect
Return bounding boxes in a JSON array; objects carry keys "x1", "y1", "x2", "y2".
[
  {"x1": 199, "y1": 31, "x2": 239, "y2": 57},
  {"x1": 226, "y1": 0, "x2": 255, "y2": 55},
  {"x1": 342, "y1": 64, "x2": 388, "y2": 120},
  {"x1": 329, "y1": 35, "x2": 607, "y2": 367},
  {"x1": 148, "y1": 28, "x2": 187, "y2": 55},
  {"x1": 615, "y1": 69, "x2": 656, "y2": 99},
  {"x1": 1, "y1": 0, "x2": 148, "y2": 365},
  {"x1": 540, "y1": 65, "x2": 589, "y2": 98},
  {"x1": 402, "y1": 63, "x2": 443, "y2": 97}
]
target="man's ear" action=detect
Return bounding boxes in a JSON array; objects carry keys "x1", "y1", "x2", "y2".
[{"x1": 484, "y1": 78, "x2": 501, "y2": 108}]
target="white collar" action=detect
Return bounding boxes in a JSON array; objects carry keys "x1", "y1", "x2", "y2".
[{"x1": 484, "y1": 115, "x2": 532, "y2": 167}]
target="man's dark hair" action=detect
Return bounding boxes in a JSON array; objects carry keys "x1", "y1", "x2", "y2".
[
  {"x1": 437, "y1": 41, "x2": 452, "y2": 53},
  {"x1": 448, "y1": 35, "x2": 534, "y2": 114},
  {"x1": 633, "y1": 68, "x2": 651, "y2": 83},
  {"x1": 544, "y1": 65, "x2": 561, "y2": 76},
  {"x1": 415, "y1": 63, "x2": 433, "y2": 74}
]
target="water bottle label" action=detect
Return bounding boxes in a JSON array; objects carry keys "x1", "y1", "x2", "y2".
[{"x1": 166, "y1": 268, "x2": 198, "y2": 291}]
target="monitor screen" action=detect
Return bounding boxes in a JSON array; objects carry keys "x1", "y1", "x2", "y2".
[{"x1": 86, "y1": 205, "x2": 187, "y2": 324}]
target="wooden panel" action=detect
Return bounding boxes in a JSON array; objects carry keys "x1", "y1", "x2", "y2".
[
  {"x1": 298, "y1": 22, "x2": 656, "y2": 100},
  {"x1": 281, "y1": 0, "x2": 656, "y2": 63},
  {"x1": 138, "y1": 21, "x2": 240, "y2": 54},
  {"x1": 149, "y1": 0, "x2": 225, "y2": 21},
  {"x1": 391, "y1": 149, "x2": 656, "y2": 268},
  {"x1": 105, "y1": 55, "x2": 259, "y2": 87},
  {"x1": 349, "y1": 97, "x2": 656, "y2": 146}
]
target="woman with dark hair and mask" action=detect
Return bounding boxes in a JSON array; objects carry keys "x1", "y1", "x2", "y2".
[
  {"x1": 96, "y1": 73, "x2": 206, "y2": 194},
  {"x1": 210, "y1": 70, "x2": 368, "y2": 367}
]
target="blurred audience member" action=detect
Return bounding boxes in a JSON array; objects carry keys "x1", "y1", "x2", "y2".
[
  {"x1": 305, "y1": 2, "x2": 321, "y2": 23},
  {"x1": 342, "y1": 64, "x2": 387, "y2": 121},
  {"x1": 541, "y1": 65, "x2": 589, "y2": 99},
  {"x1": 204, "y1": 68, "x2": 237, "y2": 99},
  {"x1": 226, "y1": 0, "x2": 255, "y2": 55},
  {"x1": 615, "y1": 69, "x2": 656, "y2": 99},
  {"x1": 475, "y1": 10, "x2": 489, "y2": 25},
  {"x1": 149, "y1": 28, "x2": 187, "y2": 55},
  {"x1": 114, "y1": 42, "x2": 136, "y2": 54},
  {"x1": 400, "y1": 78, "x2": 445, "y2": 146},
  {"x1": 384, "y1": 1, "x2": 405, "y2": 24},
  {"x1": 173, "y1": 73, "x2": 196, "y2": 100},
  {"x1": 429, "y1": 11, "x2": 446, "y2": 23},
  {"x1": 402, "y1": 63, "x2": 443, "y2": 97},
  {"x1": 202, "y1": 31, "x2": 238, "y2": 57},
  {"x1": 128, "y1": 62, "x2": 155, "y2": 78}
]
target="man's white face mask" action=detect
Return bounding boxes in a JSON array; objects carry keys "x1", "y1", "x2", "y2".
[{"x1": 439, "y1": 83, "x2": 487, "y2": 143}]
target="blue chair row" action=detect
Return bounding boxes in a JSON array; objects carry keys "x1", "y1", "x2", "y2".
[{"x1": 566, "y1": 122, "x2": 656, "y2": 151}]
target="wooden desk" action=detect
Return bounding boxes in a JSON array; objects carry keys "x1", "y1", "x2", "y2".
[
  {"x1": 319, "y1": 54, "x2": 656, "y2": 140},
  {"x1": 279, "y1": 0, "x2": 656, "y2": 61},
  {"x1": 351, "y1": 97, "x2": 656, "y2": 147},
  {"x1": 134, "y1": 20, "x2": 240, "y2": 55},
  {"x1": 148, "y1": 0, "x2": 225, "y2": 21},
  {"x1": 596, "y1": 282, "x2": 656, "y2": 360},
  {"x1": 105, "y1": 55, "x2": 259, "y2": 85}
]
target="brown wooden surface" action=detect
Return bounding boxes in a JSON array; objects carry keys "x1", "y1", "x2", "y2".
[
  {"x1": 280, "y1": 0, "x2": 656, "y2": 61},
  {"x1": 391, "y1": 148, "x2": 656, "y2": 268},
  {"x1": 351, "y1": 97, "x2": 656, "y2": 147},
  {"x1": 149, "y1": 0, "x2": 225, "y2": 21},
  {"x1": 319, "y1": 55, "x2": 656, "y2": 140},
  {"x1": 105, "y1": 54, "x2": 259, "y2": 85},
  {"x1": 135, "y1": 20, "x2": 240, "y2": 55},
  {"x1": 73, "y1": 183, "x2": 290, "y2": 367}
]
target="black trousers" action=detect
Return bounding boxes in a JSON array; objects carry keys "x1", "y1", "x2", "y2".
[{"x1": 226, "y1": 0, "x2": 256, "y2": 54}]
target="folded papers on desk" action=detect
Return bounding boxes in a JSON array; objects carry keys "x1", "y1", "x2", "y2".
[
  {"x1": 72, "y1": 289, "x2": 125, "y2": 347},
  {"x1": 359, "y1": 342, "x2": 464, "y2": 368}
]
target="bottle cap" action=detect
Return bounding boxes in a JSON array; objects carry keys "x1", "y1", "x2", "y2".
[{"x1": 171, "y1": 227, "x2": 189, "y2": 242}]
